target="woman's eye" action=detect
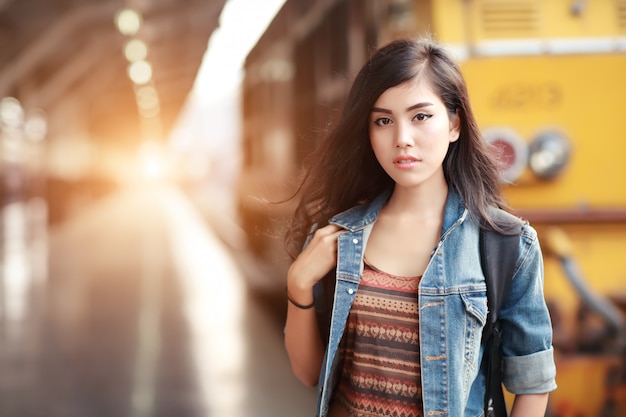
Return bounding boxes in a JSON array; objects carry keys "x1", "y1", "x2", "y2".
[
  {"x1": 413, "y1": 113, "x2": 432, "y2": 121},
  {"x1": 374, "y1": 117, "x2": 393, "y2": 126}
]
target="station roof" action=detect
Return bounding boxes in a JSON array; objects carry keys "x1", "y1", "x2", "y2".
[{"x1": 0, "y1": 0, "x2": 227, "y2": 148}]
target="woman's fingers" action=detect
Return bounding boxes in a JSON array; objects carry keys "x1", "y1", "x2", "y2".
[{"x1": 289, "y1": 224, "x2": 344, "y2": 289}]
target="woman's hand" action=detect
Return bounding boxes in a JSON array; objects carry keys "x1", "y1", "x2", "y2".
[
  {"x1": 284, "y1": 224, "x2": 344, "y2": 386},
  {"x1": 287, "y1": 224, "x2": 344, "y2": 295}
]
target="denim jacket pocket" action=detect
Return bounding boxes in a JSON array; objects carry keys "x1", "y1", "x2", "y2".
[
  {"x1": 460, "y1": 292, "x2": 488, "y2": 365},
  {"x1": 460, "y1": 292, "x2": 488, "y2": 326}
]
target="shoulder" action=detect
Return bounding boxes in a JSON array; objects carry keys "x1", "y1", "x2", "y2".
[
  {"x1": 484, "y1": 206, "x2": 528, "y2": 236},
  {"x1": 329, "y1": 190, "x2": 392, "y2": 231},
  {"x1": 483, "y1": 206, "x2": 540, "y2": 258}
]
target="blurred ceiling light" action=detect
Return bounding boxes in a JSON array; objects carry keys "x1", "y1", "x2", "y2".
[
  {"x1": 135, "y1": 85, "x2": 158, "y2": 101},
  {"x1": 138, "y1": 103, "x2": 161, "y2": 119},
  {"x1": 124, "y1": 39, "x2": 148, "y2": 62},
  {"x1": 137, "y1": 94, "x2": 159, "y2": 110},
  {"x1": 0, "y1": 97, "x2": 24, "y2": 131},
  {"x1": 128, "y1": 60, "x2": 153, "y2": 85},
  {"x1": 258, "y1": 59, "x2": 294, "y2": 82},
  {"x1": 24, "y1": 109, "x2": 48, "y2": 142},
  {"x1": 135, "y1": 85, "x2": 160, "y2": 118},
  {"x1": 115, "y1": 9, "x2": 142, "y2": 36}
]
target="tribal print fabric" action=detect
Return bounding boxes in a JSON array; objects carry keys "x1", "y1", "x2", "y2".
[{"x1": 330, "y1": 262, "x2": 423, "y2": 417}]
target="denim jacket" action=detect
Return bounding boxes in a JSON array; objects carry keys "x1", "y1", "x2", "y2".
[{"x1": 312, "y1": 188, "x2": 557, "y2": 417}]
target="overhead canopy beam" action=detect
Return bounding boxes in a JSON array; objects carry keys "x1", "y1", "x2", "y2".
[
  {"x1": 0, "y1": 2, "x2": 118, "y2": 98},
  {"x1": 0, "y1": 0, "x2": 14, "y2": 12}
]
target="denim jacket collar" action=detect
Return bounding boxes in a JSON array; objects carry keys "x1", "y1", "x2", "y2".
[
  {"x1": 328, "y1": 187, "x2": 391, "y2": 232},
  {"x1": 329, "y1": 186, "x2": 467, "y2": 236}
]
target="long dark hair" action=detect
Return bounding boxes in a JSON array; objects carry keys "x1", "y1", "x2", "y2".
[{"x1": 285, "y1": 37, "x2": 507, "y2": 259}]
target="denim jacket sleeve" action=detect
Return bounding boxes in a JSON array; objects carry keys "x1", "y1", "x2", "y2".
[{"x1": 499, "y1": 222, "x2": 557, "y2": 394}]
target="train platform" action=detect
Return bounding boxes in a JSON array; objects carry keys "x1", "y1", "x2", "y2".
[{"x1": 0, "y1": 183, "x2": 315, "y2": 417}]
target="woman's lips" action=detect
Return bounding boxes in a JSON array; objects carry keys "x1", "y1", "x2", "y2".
[{"x1": 393, "y1": 155, "x2": 419, "y2": 167}]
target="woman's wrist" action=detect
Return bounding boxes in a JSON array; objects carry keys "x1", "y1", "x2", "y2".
[
  {"x1": 286, "y1": 287, "x2": 315, "y2": 309},
  {"x1": 286, "y1": 272, "x2": 315, "y2": 309}
]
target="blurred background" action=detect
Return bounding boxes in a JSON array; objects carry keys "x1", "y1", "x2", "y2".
[{"x1": 0, "y1": 0, "x2": 625, "y2": 416}]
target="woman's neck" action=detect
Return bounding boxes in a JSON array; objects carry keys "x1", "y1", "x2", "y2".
[{"x1": 384, "y1": 180, "x2": 449, "y2": 220}]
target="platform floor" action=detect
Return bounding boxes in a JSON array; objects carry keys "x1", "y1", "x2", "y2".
[{"x1": 0, "y1": 183, "x2": 316, "y2": 417}]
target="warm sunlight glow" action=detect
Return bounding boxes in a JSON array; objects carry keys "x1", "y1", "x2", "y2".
[{"x1": 138, "y1": 141, "x2": 168, "y2": 180}]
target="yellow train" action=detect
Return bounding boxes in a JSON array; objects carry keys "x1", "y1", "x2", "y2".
[{"x1": 237, "y1": 1, "x2": 626, "y2": 415}]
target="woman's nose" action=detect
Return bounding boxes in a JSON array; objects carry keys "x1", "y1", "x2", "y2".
[{"x1": 395, "y1": 123, "x2": 413, "y2": 148}]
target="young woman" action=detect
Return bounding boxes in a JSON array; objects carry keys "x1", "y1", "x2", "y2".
[{"x1": 284, "y1": 38, "x2": 556, "y2": 417}]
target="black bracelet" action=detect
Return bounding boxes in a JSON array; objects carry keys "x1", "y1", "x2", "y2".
[{"x1": 286, "y1": 287, "x2": 315, "y2": 309}]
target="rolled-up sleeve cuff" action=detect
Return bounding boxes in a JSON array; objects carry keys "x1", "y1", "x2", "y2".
[{"x1": 503, "y1": 347, "x2": 557, "y2": 394}]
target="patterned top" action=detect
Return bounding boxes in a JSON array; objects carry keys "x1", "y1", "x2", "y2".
[{"x1": 328, "y1": 262, "x2": 423, "y2": 417}]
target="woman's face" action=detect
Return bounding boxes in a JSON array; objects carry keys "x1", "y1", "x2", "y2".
[{"x1": 369, "y1": 79, "x2": 460, "y2": 191}]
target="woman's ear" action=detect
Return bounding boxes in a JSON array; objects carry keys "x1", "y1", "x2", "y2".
[{"x1": 449, "y1": 110, "x2": 461, "y2": 142}]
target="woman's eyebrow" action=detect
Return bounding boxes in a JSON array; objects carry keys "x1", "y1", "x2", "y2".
[
  {"x1": 371, "y1": 102, "x2": 434, "y2": 114},
  {"x1": 407, "y1": 102, "x2": 434, "y2": 111}
]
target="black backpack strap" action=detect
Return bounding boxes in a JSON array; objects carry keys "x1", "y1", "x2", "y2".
[
  {"x1": 481, "y1": 230, "x2": 521, "y2": 339},
  {"x1": 480, "y1": 209, "x2": 523, "y2": 417}
]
